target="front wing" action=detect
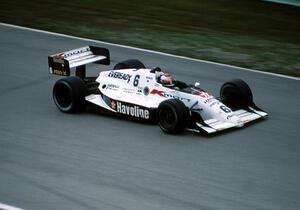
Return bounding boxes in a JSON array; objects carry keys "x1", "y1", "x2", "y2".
[{"x1": 189, "y1": 106, "x2": 267, "y2": 134}]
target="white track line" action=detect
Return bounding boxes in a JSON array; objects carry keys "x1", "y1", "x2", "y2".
[
  {"x1": 0, "y1": 203, "x2": 25, "y2": 210},
  {"x1": 1, "y1": 22, "x2": 299, "y2": 81}
]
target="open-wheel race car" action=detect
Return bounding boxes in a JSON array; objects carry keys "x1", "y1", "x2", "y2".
[{"x1": 48, "y1": 46, "x2": 267, "y2": 134}]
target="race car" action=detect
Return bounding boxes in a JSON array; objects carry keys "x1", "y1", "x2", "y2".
[{"x1": 48, "y1": 46, "x2": 267, "y2": 134}]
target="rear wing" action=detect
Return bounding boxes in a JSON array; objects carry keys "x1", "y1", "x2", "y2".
[{"x1": 48, "y1": 46, "x2": 110, "y2": 77}]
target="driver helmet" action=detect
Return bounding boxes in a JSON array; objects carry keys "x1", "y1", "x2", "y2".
[{"x1": 159, "y1": 72, "x2": 174, "y2": 86}]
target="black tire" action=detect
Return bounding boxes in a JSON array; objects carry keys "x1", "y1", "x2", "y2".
[
  {"x1": 113, "y1": 59, "x2": 146, "y2": 70},
  {"x1": 157, "y1": 99, "x2": 190, "y2": 134},
  {"x1": 220, "y1": 79, "x2": 253, "y2": 109},
  {"x1": 53, "y1": 76, "x2": 87, "y2": 113}
]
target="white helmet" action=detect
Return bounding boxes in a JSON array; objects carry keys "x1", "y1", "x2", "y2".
[{"x1": 159, "y1": 72, "x2": 174, "y2": 86}]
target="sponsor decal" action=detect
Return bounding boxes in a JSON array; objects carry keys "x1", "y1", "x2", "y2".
[
  {"x1": 53, "y1": 58, "x2": 64, "y2": 64},
  {"x1": 164, "y1": 92, "x2": 191, "y2": 102},
  {"x1": 150, "y1": 89, "x2": 164, "y2": 96},
  {"x1": 53, "y1": 53, "x2": 65, "y2": 64},
  {"x1": 106, "y1": 84, "x2": 119, "y2": 90},
  {"x1": 122, "y1": 87, "x2": 135, "y2": 94},
  {"x1": 150, "y1": 89, "x2": 190, "y2": 102},
  {"x1": 146, "y1": 76, "x2": 154, "y2": 80},
  {"x1": 64, "y1": 47, "x2": 90, "y2": 58},
  {"x1": 137, "y1": 87, "x2": 143, "y2": 94},
  {"x1": 108, "y1": 71, "x2": 132, "y2": 82},
  {"x1": 204, "y1": 98, "x2": 215, "y2": 104},
  {"x1": 52, "y1": 69, "x2": 67, "y2": 76},
  {"x1": 111, "y1": 100, "x2": 150, "y2": 119}
]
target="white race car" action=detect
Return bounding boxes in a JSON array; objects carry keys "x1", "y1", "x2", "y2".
[{"x1": 48, "y1": 46, "x2": 267, "y2": 134}]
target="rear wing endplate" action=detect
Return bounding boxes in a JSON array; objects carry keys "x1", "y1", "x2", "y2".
[{"x1": 48, "y1": 46, "x2": 110, "y2": 76}]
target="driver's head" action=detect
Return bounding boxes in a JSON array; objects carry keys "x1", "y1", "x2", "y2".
[{"x1": 159, "y1": 72, "x2": 174, "y2": 86}]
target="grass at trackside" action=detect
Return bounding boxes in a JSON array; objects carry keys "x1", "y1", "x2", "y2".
[{"x1": 1, "y1": 0, "x2": 300, "y2": 77}]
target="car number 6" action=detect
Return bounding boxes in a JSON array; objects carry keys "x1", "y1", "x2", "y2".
[{"x1": 133, "y1": 75, "x2": 140, "y2": 87}]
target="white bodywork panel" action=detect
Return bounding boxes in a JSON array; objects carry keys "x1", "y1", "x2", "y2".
[{"x1": 86, "y1": 68, "x2": 267, "y2": 133}]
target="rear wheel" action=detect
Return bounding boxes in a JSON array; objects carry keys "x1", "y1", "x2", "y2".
[
  {"x1": 113, "y1": 59, "x2": 146, "y2": 70},
  {"x1": 53, "y1": 76, "x2": 87, "y2": 113},
  {"x1": 157, "y1": 99, "x2": 190, "y2": 134},
  {"x1": 220, "y1": 79, "x2": 253, "y2": 109}
]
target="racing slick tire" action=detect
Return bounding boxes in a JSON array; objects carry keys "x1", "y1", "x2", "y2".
[
  {"x1": 113, "y1": 59, "x2": 146, "y2": 70},
  {"x1": 220, "y1": 79, "x2": 253, "y2": 109},
  {"x1": 157, "y1": 99, "x2": 190, "y2": 134},
  {"x1": 53, "y1": 76, "x2": 87, "y2": 113}
]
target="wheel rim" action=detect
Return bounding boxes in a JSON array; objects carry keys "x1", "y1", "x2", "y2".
[{"x1": 159, "y1": 106, "x2": 177, "y2": 130}]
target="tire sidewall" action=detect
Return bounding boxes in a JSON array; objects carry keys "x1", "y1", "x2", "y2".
[
  {"x1": 113, "y1": 59, "x2": 146, "y2": 70},
  {"x1": 158, "y1": 99, "x2": 189, "y2": 134},
  {"x1": 53, "y1": 80, "x2": 74, "y2": 112},
  {"x1": 220, "y1": 79, "x2": 253, "y2": 109},
  {"x1": 53, "y1": 77, "x2": 86, "y2": 113}
]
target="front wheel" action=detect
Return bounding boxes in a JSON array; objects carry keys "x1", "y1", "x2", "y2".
[
  {"x1": 220, "y1": 79, "x2": 253, "y2": 109},
  {"x1": 53, "y1": 76, "x2": 87, "y2": 113},
  {"x1": 157, "y1": 99, "x2": 190, "y2": 134}
]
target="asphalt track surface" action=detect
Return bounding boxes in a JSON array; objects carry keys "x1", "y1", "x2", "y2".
[{"x1": 0, "y1": 24, "x2": 300, "y2": 210}]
